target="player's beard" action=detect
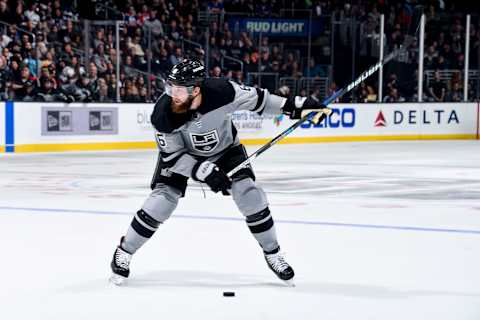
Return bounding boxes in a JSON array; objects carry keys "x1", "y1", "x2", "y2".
[{"x1": 171, "y1": 96, "x2": 194, "y2": 114}]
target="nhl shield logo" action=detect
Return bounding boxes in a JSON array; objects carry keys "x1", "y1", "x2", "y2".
[{"x1": 190, "y1": 130, "x2": 220, "y2": 153}]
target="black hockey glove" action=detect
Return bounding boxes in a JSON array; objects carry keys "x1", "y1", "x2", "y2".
[
  {"x1": 281, "y1": 96, "x2": 332, "y2": 125},
  {"x1": 192, "y1": 161, "x2": 232, "y2": 193}
]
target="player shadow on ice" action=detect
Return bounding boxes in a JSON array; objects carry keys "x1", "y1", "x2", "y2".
[
  {"x1": 126, "y1": 270, "x2": 286, "y2": 288},
  {"x1": 119, "y1": 270, "x2": 480, "y2": 300}
]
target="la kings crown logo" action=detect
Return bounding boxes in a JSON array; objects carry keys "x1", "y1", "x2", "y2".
[{"x1": 190, "y1": 130, "x2": 220, "y2": 153}]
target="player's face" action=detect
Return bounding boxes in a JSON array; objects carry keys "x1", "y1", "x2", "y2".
[{"x1": 166, "y1": 82, "x2": 193, "y2": 104}]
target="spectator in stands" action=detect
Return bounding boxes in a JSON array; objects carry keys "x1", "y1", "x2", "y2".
[
  {"x1": 92, "y1": 43, "x2": 109, "y2": 75},
  {"x1": 450, "y1": 71, "x2": 462, "y2": 89},
  {"x1": 0, "y1": 0, "x2": 10, "y2": 23},
  {"x1": 144, "y1": 9, "x2": 164, "y2": 37},
  {"x1": 137, "y1": 4, "x2": 150, "y2": 26},
  {"x1": 24, "y1": 3, "x2": 41, "y2": 28},
  {"x1": 94, "y1": 78, "x2": 113, "y2": 102},
  {"x1": 37, "y1": 78, "x2": 57, "y2": 102},
  {"x1": 386, "y1": 73, "x2": 398, "y2": 91},
  {"x1": 106, "y1": 73, "x2": 117, "y2": 99},
  {"x1": 93, "y1": 28, "x2": 106, "y2": 51},
  {"x1": 282, "y1": 52, "x2": 296, "y2": 77},
  {"x1": 424, "y1": 45, "x2": 438, "y2": 70},
  {"x1": 428, "y1": 70, "x2": 447, "y2": 102},
  {"x1": 131, "y1": 36, "x2": 147, "y2": 68},
  {"x1": 11, "y1": 65, "x2": 36, "y2": 100},
  {"x1": 46, "y1": 63, "x2": 58, "y2": 88},
  {"x1": 270, "y1": 60, "x2": 281, "y2": 74},
  {"x1": 259, "y1": 37, "x2": 270, "y2": 55},
  {"x1": 366, "y1": 85, "x2": 377, "y2": 102},
  {"x1": 304, "y1": 57, "x2": 326, "y2": 78},
  {"x1": 256, "y1": 0, "x2": 272, "y2": 17},
  {"x1": 357, "y1": 82, "x2": 369, "y2": 102},
  {"x1": 327, "y1": 82, "x2": 341, "y2": 102},
  {"x1": 241, "y1": 52, "x2": 256, "y2": 75},
  {"x1": 169, "y1": 47, "x2": 183, "y2": 66},
  {"x1": 124, "y1": 78, "x2": 141, "y2": 102},
  {"x1": 228, "y1": 39, "x2": 242, "y2": 59},
  {"x1": 12, "y1": 2, "x2": 24, "y2": 26},
  {"x1": 125, "y1": 6, "x2": 138, "y2": 27},
  {"x1": 208, "y1": 0, "x2": 224, "y2": 14},
  {"x1": 23, "y1": 46, "x2": 38, "y2": 77},
  {"x1": 168, "y1": 20, "x2": 182, "y2": 41},
  {"x1": 123, "y1": 55, "x2": 136, "y2": 78},
  {"x1": 56, "y1": 67, "x2": 80, "y2": 102},
  {"x1": 22, "y1": 79, "x2": 38, "y2": 101},
  {"x1": 152, "y1": 47, "x2": 171, "y2": 77},
  {"x1": 0, "y1": 54, "x2": 7, "y2": 98},
  {"x1": 453, "y1": 53, "x2": 465, "y2": 70},
  {"x1": 290, "y1": 61, "x2": 303, "y2": 79},
  {"x1": 38, "y1": 66, "x2": 51, "y2": 84},
  {"x1": 139, "y1": 87, "x2": 148, "y2": 102},
  {"x1": 270, "y1": 45, "x2": 282, "y2": 62},
  {"x1": 447, "y1": 82, "x2": 463, "y2": 102},
  {"x1": 119, "y1": 86, "x2": 126, "y2": 101},
  {"x1": 435, "y1": 55, "x2": 448, "y2": 70},
  {"x1": 309, "y1": 87, "x2": 322, "y2": 103},
  {"x1": 232, "y1": 70, "x2": 244, "y2": 85},
  {"x1": 211, "y1": 66, "x2": 222, "y2": 77},
  {"x1": 88, "y1": 62, "x2": 98, "y2": 82},
  {"x1": 383, "y1": 88, "x2": 405, "y2": 103},
  {"x1": 259, "y1": 50, "x2": 270, "y2": 72}
]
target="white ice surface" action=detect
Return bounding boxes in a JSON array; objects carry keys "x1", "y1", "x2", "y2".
[{"x1": 1, "y1": 140, "x2": 480, "y2": 320}]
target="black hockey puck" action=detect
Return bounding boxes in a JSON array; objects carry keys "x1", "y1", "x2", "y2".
[{"x1": 223, "y1": 291, "x2": 235, "y2": 297}]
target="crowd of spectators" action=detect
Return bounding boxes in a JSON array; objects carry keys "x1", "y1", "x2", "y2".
[
  {"x1": 330, "y1": 0, "x2": 480, "y2": 102},
  {"x1": 0, "y1": 0, "x2": 478, "y2": 103}
]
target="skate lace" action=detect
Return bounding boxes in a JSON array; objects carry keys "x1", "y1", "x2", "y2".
[
  {"x1": 266, "y1": 252, "x2": 289, "y2": 272},
  {"x1": 115, "y1": 248, "x2": 131, "y2": 269}
]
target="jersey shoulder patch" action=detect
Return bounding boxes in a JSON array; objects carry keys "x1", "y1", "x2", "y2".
[{"x1": 197, "y1": 78, "x2": 235, "y2": 114}]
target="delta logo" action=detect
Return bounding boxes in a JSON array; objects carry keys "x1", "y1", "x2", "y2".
[
  {"x1": 374, "y1": 109, "x2": 459, "y2": 127},
  {"x1": 375, "y1": 111, "x2": 386, "y2": 127}
]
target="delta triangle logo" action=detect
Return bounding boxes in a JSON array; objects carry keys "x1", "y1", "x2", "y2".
[{"x1": 375, "y1": 111, "x2": 386, "y2": 127}]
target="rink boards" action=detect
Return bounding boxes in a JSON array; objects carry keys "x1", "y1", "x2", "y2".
[{"x1": 1, "y1": 101, "x2": 479, "y2": 153}]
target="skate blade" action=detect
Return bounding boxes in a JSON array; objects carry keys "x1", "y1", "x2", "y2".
[
  {"x1": 109, "y1": 274, "x2": 127, "y2": 286},
  {"x1": 283, "y1": 279, "x2": 295, "y2": 287}
]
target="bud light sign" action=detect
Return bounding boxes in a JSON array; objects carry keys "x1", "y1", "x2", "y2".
[
  {"x1": 228, "y1": 18, "x2": 323, "y2": 37},
  {"x1": 301, "y1": 108, "x2": 355, "y2": 129}
]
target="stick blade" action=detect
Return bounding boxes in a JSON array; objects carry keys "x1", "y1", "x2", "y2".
[{"x1": 407, "y1": 5, "x2": 424, "y2": 37}]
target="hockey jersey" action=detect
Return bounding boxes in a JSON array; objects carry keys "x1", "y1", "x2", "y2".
[{"x1": 150, "y1": 78, "x2": 286, "y2": 178}]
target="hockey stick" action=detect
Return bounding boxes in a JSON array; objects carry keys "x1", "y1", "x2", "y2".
[{"x1": 227, "y1": 6, "x2": 423, "y2": 178}]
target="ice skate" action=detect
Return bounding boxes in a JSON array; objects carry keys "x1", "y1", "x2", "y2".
[
  {"x1": 109, "y1": 238, "x2": 132, "y2": 286},
  {"x1": 264, "y1": 248, "x2": 295, "y2": 286}
]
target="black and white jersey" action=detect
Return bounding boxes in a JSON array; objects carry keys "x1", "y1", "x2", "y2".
[{"x1": 150, "y1": 78, "x2": 286, "y2": 178}]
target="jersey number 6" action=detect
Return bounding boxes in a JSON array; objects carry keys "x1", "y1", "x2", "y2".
[{"x1": 155, "y1": 132, "x2": 167, "y2": 148}]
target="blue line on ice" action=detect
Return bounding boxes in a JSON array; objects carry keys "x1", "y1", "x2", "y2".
[{"x1": 1, "y1": 206, "x2": 480, "y2": 235}]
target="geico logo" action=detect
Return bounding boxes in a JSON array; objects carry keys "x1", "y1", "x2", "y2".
[
  {"x1": 301, "y1": 108, "x2": 355, "y2": 129},
  {"x1": 393, "y1": 110, "x2": 459, "y2": 125}
]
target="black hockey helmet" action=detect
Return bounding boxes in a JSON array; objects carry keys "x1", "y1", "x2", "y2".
[{"x1": 167, "y1": 58, "x2": 205, "y2": 87}]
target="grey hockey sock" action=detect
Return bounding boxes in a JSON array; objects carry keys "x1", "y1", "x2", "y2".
[
  {"x1": 246, "y1": 207, "x2": 279, "y2": 253},
  {"x1": 122, "y1": 209, "x2": 161, "y2": 254}
]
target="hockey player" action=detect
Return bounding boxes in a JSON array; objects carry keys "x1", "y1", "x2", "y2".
[{"x1": 110, "y1": 59, "x2": 330, "y2": 286}]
